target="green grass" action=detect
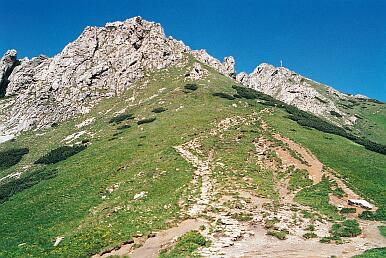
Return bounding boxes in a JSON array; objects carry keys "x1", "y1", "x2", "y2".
[
  {"x1": 288, "y1": 168, "x2": 313, "y2": 191},
  {"x1": 0, "y1": 56, "x2": 384, "y2": 257},
  {"x1": 0, "y1": 57, "x2": 260, "y2": 257},
  {"x1": 379, "y1": 226, "x2": 386, "y2": 238},
  {"x1": 330, "y1": 219, "x2": 361, "y2": 237},
  {"x1": 265, "y1": 110, "x2": 386, "y2": 220},
  {"x1": 34, "y1": 145, "x2": 87, "y2": 164},
  {"x1": 158, "y1": 231, "x2": 209, "y2": 258},
  {"x1": 294, "y1": 176, "x2": 341, "y2": 220},
  {"x1": 354, "y1": 248, "x2": 386, "y2": 258},
  {"x1": 266, "y1": 230, "x2": 288, "y2": 240}
]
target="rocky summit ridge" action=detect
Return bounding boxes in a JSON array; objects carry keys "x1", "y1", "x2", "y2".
[
  {"x1": 0, "y1": 16, "x2": 235, "y2": 136},
  {"x1": 0, "y1": 16, "x2": 374, "y2": 136}
]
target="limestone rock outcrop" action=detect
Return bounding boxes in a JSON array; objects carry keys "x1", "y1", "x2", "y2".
[
  {"x1": 191, "y1": 50, "x2": 235, "y2": 78},
  {"x1": 237, "y1": 63, "x2": 356, "y2": 125},
  {"x1": 0, "y1": 17, "x2": 191, "y2": 134},
  {"x1": 0, "y1": 49, "x2": 19, "y2": 97},
  {"x1": 0, "y1": 17, "x2": 238, "y2": 135}
]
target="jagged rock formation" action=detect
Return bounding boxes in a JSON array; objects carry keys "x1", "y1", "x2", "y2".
[
  {"x1": 0, "y1": 49, "x2": 19, "y2": 97},
  {"x1": 192, "y1": 50, "x2": 235, "y2": 78},
  {"x1": 0, "y1": 17, "x2": 238, "y2": 136},
  {"x1": 0, "y1": 16, "x2": 374, "y2": 136},
  {"x1": 185, "y1": 63, "x2": 208, "y2": 80},
  {"x1": 1, "y1": 17, "x2": 191, "y2": 134},
  {"x1": 237, "y1": 63, "x2": 357, "y2": 125}
]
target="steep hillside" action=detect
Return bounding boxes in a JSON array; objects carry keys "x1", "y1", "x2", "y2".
[
  {"x1": 0, "y1": 55, "x2": 385, "y2": 257},
  {"x1": 0, "y1": 18, "x2": 385, "y2": 258}
]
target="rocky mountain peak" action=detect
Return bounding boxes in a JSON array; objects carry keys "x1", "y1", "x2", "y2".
[
  {"x1": 0, "y1": 17, "x2": 192, "y2": 135},
  {"x1": 237, "y1": 63, "x2": 358, "y2": 125},
  {"x1": 0, "y1": 17, "x2": 239, "y2": 136}
]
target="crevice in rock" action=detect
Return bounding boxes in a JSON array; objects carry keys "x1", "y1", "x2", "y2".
[{"x1": 0, "y1": 59, "x2": 20, "y2": 98}]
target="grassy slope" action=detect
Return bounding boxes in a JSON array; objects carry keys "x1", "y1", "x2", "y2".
[
  {"x1": 0, "y1": 57, "x2": 261, "y2": 257},
  {"x1": 264, "y1": 109, "x2": 386, "y2": 214},
  {"x1": 304, "y1": 78, "x2": 386, "y2": 145},
  {"x1": 0, "y1": 56, "x2": 384, "y2": 257}
]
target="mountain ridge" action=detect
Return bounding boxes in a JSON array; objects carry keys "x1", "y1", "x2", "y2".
[{"x1": 0, "y1": 16, "x2": 384, "y2": 143}]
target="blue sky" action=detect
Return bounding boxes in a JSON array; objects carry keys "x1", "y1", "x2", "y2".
[{"x1": 1, "y1": 0, "x2": 385, "y2": 101}]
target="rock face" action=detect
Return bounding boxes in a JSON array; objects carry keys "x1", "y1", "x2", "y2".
[
  {"x1": 237, "y1": 63, "x2": 356, "y2": 125},
  {"x1": 0, "y1": 17, "x2": 238, "y2": 135},
  {"x1": 192, "y1": 50, "x2": 235, "y2": 78},
  {"x1": 0, "y1": 49, "x2": 19, "y2": 97},
  {"x1": 1, "y1": 17, "x2": 191, "y2": 134}
]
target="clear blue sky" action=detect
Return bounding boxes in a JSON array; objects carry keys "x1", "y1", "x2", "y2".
[{"x1": 1, "y1": 0, "x2": 385, "y2": 101}]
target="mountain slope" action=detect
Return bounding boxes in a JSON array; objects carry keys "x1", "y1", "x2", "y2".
[
  {"x1": 0, "y1": 56, "x2": 385, "y2": 257},
  {"x1": 0, "y1": 18, "x2": 385, "y2": 258}
]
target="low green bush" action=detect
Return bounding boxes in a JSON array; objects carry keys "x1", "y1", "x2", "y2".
[
  {"x1": 159, "y1": 230, "x2": 209, "y2": 258},
  {"x1": 333, "y1": 187, "x2": 345, "y2": 197},
  {"x1": 184, "y1": 83, "x2": 198, "y2": 91},
  {"x1": 340, "y1": 207, "x2": 356, "y2": 214},
  {"x1": 359, "y1": 209, "x2": 386, "y2": 221},
  {"x1": 319, "y1": 235, "x2": 341, "y2": 244},
  {"x1": 303, "y1": 232, "x2": 317, "y2": 239},
  {"x1": 137, "y1": 118, "x2": 156, "y2": 125},
  {"x1": 0, "y1": 168, "x2": 58, "y2": 203},
  {"x1": 109, "y1": 113, "x2": 134, "y2": 124},
  {"x1": 212, "y1": 92, "x2": 236, "y2": 100},
  {"x1": 0, "y1": 148, "x2": 29, "y2": 170},
  {"x1": 266, "y1": 230, "x2": 288, "y2": 240},
  {"x1": 354, "y1": 247, "x2": 386, "y2": 258},
  {"x1": 330, "y1": 110, "x2": 342, "y2": 118},
  {"x1": 35, "y1": 145, "x2": 87, "y2": 164},
  {"x1": 151, "y1": 107, "x2": 167, "y2": 113},
  {"x1": 231, "y1": 213, "x2": 253, "y2": 221},
  {"x1": 295, "y1": 176, "x2": 341, "y2": 219},
  {"x1": 331, "y1": 219, "x2": 361, "y2": 237},
  {"x1": 306, "y1": 224, "x2": 315, "y2": 231}
]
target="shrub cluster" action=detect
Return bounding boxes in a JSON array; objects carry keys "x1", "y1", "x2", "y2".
[
  {"x1": 303, "y1": 232, "x2": 317, "y2": 239},
  {"x1": 340, "y1": 207, "x2": 356, "y2": 213},
  {"x1": 109, "y1": 113, "x2": 134, "y2": 124},
  {"x1": 35, "y1": 145, "x2": 87, "y2": 164},
  {"x1": 0, "y1": 168, "x2": 57, "y2": 203},
  {"x1": 184, "y1": 83, "x2": 198, "y2": 91},
  {"x1": 137, "y1": 117, "x2": 156, "y2": 125},
  {"x1": 212, "y1": 92, "x2": 236, "y2": 100},
  {"x1": 152, "y1": 107, "x2": 167, "y2": 113},
  {"x1": 266, "y1": 230, "x2": 288, "y2": 240},
  {"x1": 359, "y1": 209, "x2": 386, "y2": 221},
  {"x1": 159, "y1": 230, "x2": 209, "y2": 258},
  {"x1": 330, "y1": 220, "x2": 362, "y2": 237},
  {"x1": 330, "y1": 110, "x2": 342, "y2": 118},
  {"x1": 0, "y1": 148, "x2": 29, "y2": 170}
]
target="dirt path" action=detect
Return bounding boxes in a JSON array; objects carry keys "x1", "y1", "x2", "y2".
[
  {"x1": 93, "y1": 219, "x2": 204, "y2": 258},
  {"x1": 174, "y1": 141, "x2": 214, "y2": 217},
  {"x1": 129, "y1": 219, "x2": 204, "y2": 258},
  {"x1": 95, "y1": 112, "x2": 384, "y2": 258},
  {"x1": 274, "y1": 134, "x2": 323, "y2": 184},
  {"x1": 272, "y1": 134, "x2": 377, "y2": 214}
]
